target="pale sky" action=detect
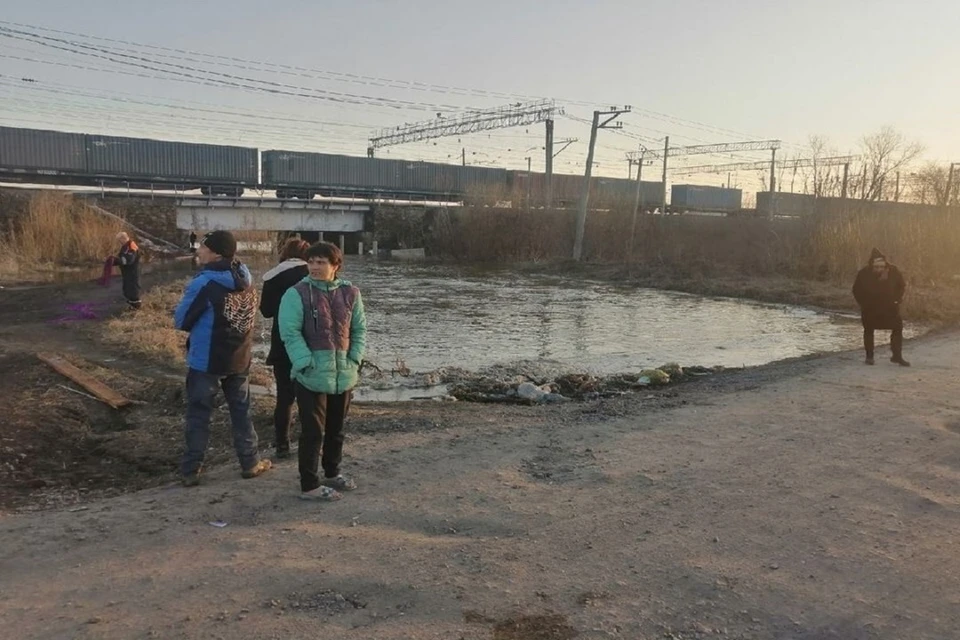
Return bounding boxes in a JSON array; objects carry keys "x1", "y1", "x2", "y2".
[{"x1": 0, "y1": 0, "x2": 955, "y2": 191}]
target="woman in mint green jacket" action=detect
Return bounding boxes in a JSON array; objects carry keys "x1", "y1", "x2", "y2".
[{"x1": 279, "y1": 241, "x2": 366, "y2": 501}]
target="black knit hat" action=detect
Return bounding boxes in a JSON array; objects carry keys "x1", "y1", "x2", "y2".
[
  {"x1": 202, "y1": 230, "x2": 237, "y2": 259},
  {"x1": 869, "y1": 247, "x2": 886, "y2": 263}
]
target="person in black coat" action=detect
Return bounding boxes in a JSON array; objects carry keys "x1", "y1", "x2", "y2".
[
  {"x1": 114, "y1": 232, "x2": 142, "y2": 310},
  {"x1": 259, "y1": 238, "x2": 310, "y2": 458},
  {"x1": 853, "y1": 247, "x2": 909, "y2": 367}
]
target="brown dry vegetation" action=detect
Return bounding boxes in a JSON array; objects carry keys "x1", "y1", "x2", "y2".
[
  {"x1": 0, "y1": 192, "x2": 125, "y2": 273},
  {"x1": 101, "y1": 281, "x2": 187, "y2": 363},
  {"x1": 100, "y1": 277, "x2": 273, "y2": 387},
  {"x1": 428, "y1": 204, "x2": 960, "y2": 323}
]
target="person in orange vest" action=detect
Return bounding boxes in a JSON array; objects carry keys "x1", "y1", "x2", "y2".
[{"x1": 115, "y1": 232, "x2": 142, "y2": 310}]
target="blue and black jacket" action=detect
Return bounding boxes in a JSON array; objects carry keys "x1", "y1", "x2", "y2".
[{"x1": 174, "y1": 259, "x2": 258, "y2": 375}]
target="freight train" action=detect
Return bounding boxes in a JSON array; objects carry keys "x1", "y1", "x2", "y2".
[{"x1": 0, "y1": 125, "x2": 664, "y2": 207}]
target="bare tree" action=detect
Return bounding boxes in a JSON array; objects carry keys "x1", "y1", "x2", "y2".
[
  {"x1": 858, "y1": 127, "x2": 924, "y2": 201},
  {"x1": 911, "y1": 163, "x2": 956, "y2": 206},
  {"x1": 804, "y1": 135, "x2": 845, "y2": 198}
]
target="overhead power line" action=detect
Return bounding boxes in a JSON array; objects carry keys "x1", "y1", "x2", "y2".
[
  {"x1": 0, "y1": 26, "x2": 465, "y2": 112},
  {"x1": 0, "y1": 19, "x2": 788, "y2": 144}
]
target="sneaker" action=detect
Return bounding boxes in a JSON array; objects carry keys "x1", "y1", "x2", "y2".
[
  {"x1": 182, "y1": 472, "x2": 201, "y2": 487},
  {"x1": 275, "y1": 448, "x2": 292, "y2": 460},
  {"x1": 865, "y1": 357, "x2": 875, "y2": 366},
  {"x1": 299, "y1": 486, "x2": 343, "y2": 501},
  {"x1": 241, "y1": 459, "x2": 273, "y2": 479},
  {"x1": 891, "y1": 357, "x2": 911, "y2": 367},
  {"x1": 321, "y1": 475, "x2": 357, "y2": 491}
]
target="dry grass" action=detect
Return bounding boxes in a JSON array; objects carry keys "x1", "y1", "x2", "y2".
[
  {"x1": 0, "y1": 193, "x2": 124, "y2": 271},
  {"x1": 102, "y1": 280, "x2": 188, "y2": 365},
  {"x1": 100, "y1": 277, "x2": 273, "y2": 386}
]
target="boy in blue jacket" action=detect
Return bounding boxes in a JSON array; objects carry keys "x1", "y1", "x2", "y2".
[{"x1": 174, "y1": 230, "x2": 271, "y2": 487}]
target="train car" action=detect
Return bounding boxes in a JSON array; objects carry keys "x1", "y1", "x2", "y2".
[
  {"x1": 0, "y1": 126, "x2": 88, "y2": 183},
  {"x1": 263, "y1": 150, "x2": 509, "y2": 201},
  {"x1": 671, "y1": 184, "x2": 742, "y2": 213},
  {"x1": 0, "y1": 126, "x2": 258, "y2": 196},
  {"x1": 84, "y1": 133, "x2": 258, "y2": 196}
]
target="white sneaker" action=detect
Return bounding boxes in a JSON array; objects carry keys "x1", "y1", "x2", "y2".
[{"x1": 299, "y1": 486, "x2": 342, "y2": 501}]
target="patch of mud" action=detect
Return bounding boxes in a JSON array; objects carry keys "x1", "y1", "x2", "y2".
[
  {"x1": 272, "y1": 591, "x2": 367, "y2": 617},
  {"x1": 521, "y1": 439, "x2": 598, "y2": 484},
  {"x1": 492, "y1": 613, "x2": 578, "y2": 640},
  {"x1": 0, "y1": 350, "x2": 277, "y2": 511},
  {"x1": 464, "y1": 610, "x2": 578, "y2": 640}
]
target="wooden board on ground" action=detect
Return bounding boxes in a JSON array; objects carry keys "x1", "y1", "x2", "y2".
[{"x1": 37, "y1": 352, "x2": 133, "y2": 410}]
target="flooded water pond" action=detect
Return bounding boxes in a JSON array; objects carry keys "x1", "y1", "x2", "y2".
[{"x1": 252, "y1": 258, "x2": 920, "y2": 374}]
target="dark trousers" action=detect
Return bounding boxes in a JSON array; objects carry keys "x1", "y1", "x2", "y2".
[
  {"x1": 120, "y1": 265, "x2": 141, "y2": 308},
  {"x1": 295, "y1": 383, "x2": 351, "y2": 492},
  {"x1": 181, "y1": 369, "x2": 260, "y2": 475},
  {"x1": 272, "y1": 364, "x2": 297, "y2": 452},
  {"x1": 864, "y1": 327, "x2": 903, "y2": 359}
]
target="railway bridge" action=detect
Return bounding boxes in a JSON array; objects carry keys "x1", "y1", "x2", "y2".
[{"x1": 172, "y1": 196, "x2": 371, "y2": 234}]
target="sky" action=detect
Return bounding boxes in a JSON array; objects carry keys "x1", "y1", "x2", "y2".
[{"x1": 0, "y1": 0, "x2": 956, "y2": 193}]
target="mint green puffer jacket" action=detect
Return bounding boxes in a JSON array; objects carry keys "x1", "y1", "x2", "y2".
[{"x1": 278, "y1": 277, "x2": 366, "y2": 395}]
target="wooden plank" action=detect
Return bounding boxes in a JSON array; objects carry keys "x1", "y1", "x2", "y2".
[{"x1": 37, "y1": 352, "x2": 133, "y2": 410}]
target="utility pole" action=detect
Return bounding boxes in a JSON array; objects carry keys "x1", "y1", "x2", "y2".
[
  {"x1": 841, "y1": 162, "x2": 850, "y2": 199},
  {"x1": 769, "y1": 147, "x2": 777, "y2": 217},
  {"x1": 631, "y1": 147, "x2": 648, "y2": 218},
  {"x1": 545, "y1": 119, "x2": 554, "y2": 210},
  {"x1": 945, "y1": 163, "x2": 957, "y2": 210},
  {"x1": 629, "y1": 147, "x2": 649, "y2": 262},
  {"x1": 573, "y1": 106, "x2": 630, "y2": 261},
  {"x1": 894, "y1": 171, "x2": 901, "y2": 202},
  {"x1": 525, "y1": 156, "x2": 533, "y2": 209},
  {"x1": 660, "y1": 136, "x2": 669, "y2": 215},
  {"x1": 462, "y1": 148, "x2": 466, "y2": 166},
  {"x1": 769, "y1": 148, "x2": 777, "y2": 193}
]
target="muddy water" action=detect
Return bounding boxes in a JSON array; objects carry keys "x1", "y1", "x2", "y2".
[{"x1": 251, "y1": 258, "x2": 918, "y2": 374}]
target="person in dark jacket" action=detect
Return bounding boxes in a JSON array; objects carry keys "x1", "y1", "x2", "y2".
[
  {"x1": 115, "y1": 232, "x2": 141, "y2": 309},
  {"x1": 174, "y1": 230, "x2": 272, "y2": 486},
  {"x1": 853, "y1": 248, "x2": 909, "y2": 367},
  {"x1": 259, "y1": 238, "x2": 310, "y2": 459}
]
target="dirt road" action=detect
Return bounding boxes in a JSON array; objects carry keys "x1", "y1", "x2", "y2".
[{"x1": 1, "y1": 316, "x2": 959, "y2": 639}]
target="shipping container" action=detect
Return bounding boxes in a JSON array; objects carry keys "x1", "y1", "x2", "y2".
[
  {"x1": 85, "y1": 134, "x2": 258, "y2": 188},
  {"x1": 756, "y1": 191, "x2": 815, "y2": 217},
  {"x1": 0, "y1": 126, "x2": 87, "y2": 176},
  {"x1": 592, "y1": 176, "x2": 663, "y2": 209},
  {"x1": 671, "y1": 184, "x2": 742, "y2": 212},
  {"x1": 506, "y1": 171, "x2": 663, "y2": 209},
  {"x1": 263, "y1": 150, "x2": 509, "y2": 200}
]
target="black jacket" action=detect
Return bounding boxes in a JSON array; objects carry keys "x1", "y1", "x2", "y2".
[
  {"x1": 853, "y1": 249, "x2": 906, "y2": 330},
  {"x1": 259, "y1": 259, "x2": 309, "y2": 367},
  {"x1": 116, "y1": 240, "x2": 141, "y2": 302}
]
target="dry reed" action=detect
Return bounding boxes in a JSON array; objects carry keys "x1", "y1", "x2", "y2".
[{"x1": 0, "y1": 193, "x2": 124, "y2": 270}]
